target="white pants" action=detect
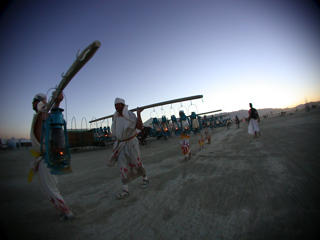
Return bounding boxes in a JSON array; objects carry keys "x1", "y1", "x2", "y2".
[
  {"x1": 109, "y1": 138, "x2": 146, "y2": 184},
  {"x1": 37, "y1": 159, "x2": 70, "y2": 213},
  {"x1": 248, "y1": 119, "x2": 260, "y2": 135}
]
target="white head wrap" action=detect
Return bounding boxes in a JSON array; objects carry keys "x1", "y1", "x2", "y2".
[
  {"x1": 112, "y1": 98, "x2": 135, "y2": 138},
  {"x1": 33, "y1": 93, "x2": 47, "y2": 103},
  {"x1": 114, "y1": 97, "x2": 125, "y2": 105},
  {"x1": 33, "y1": 93, "x2": 47, "y2": 112}
]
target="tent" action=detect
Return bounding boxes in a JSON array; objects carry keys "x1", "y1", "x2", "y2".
[{"x1": 7, "y1": 138, "x2": 21, "y2": 149}]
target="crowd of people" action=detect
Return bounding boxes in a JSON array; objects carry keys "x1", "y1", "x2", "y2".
[{"x1": 29, "y1": 91, "x2": 260, "y2": 221}]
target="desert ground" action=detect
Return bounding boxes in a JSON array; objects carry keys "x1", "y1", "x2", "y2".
[{"x1": 1, "y1": 109, "x2": 320, "y2": 240}]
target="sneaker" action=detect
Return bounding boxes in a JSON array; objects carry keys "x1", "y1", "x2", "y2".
[
  {"x1": 59, "y1": 212, "x2": 75, "y2": 222},
  {"x1": 140, "y1": 180, "x2": 149, "y2": 189}
]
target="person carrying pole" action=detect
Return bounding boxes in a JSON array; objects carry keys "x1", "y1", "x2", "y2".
[
  {"x1": 108, "y1": 98, "x2": 149, "y2": 199},
  {"x1": 179, "y1": 110, "x2": 191, "y2": 161},
  {"x1": 29, "y1": 92, "x2": 75, "y2": 221}
]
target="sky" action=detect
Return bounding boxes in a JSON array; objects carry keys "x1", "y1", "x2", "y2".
[{"x1": 0, "y1": 0, "x2": 319, "y2": 139}]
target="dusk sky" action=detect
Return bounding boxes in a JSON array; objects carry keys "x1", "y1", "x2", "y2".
[{"x1": 0, "y1": 0, "x2": 319, "y2": 139}]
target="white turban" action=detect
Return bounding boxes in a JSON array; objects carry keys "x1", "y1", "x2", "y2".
[
  {"x1": 33, "y1": 93, "x2": 47, "y2": 112},
  {"x1": 33, "y1": 93, "x2": 47, "y2": 102},
  {"x1": 114, "y1": 97, "x2": 125, "y2": 105}
]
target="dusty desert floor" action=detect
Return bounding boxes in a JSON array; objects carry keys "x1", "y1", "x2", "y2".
[{"x1": 1, "y1": 109, "x2": 320, "y2": 240}]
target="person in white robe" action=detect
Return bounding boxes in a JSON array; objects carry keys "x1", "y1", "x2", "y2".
[
  {"x1": 247, "y1": 103, "x2": 261, "y2": 138},
  {"x1": 179, "y1": 110, "x2": 191, "y2": 161},
  {"x1": 108, "y1": 98, "x2": 149, "y2": 199},
  {"x1": 30, "y1": 93, "x2": 75, "y2": 221}
]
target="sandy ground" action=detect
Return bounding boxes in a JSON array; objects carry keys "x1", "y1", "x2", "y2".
[{"x1": 1, "y1": 109, "x2": 320, "y2": 240}]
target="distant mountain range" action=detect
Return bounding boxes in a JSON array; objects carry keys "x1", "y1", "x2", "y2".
[
  {"x1": 143, "y1": 101, "x2": 320, "y2": 125},
  {"x1": 212, "y1": 101, "x2": 320, "y2": 119}
]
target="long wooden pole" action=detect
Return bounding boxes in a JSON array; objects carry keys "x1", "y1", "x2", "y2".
[
  {"x1": 45, "y1": 40, "x2": 101, "y2": 111},
  {"x1": 89, "y1": 95, "x2": 203, "y2": 123},
  {"x1": 196, "y1": 109, "x2": 222, "y2": 116},
  {"x1": 212, "y1": 114, "x2": 229, "y2": 118}
]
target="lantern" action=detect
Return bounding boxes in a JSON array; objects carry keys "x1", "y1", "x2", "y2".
[
  {"x1": 99, "y1": 127, "x2": 104, "y2": 139},
  {"x1": 190, "y1": 112, "x2": 201, "y2": 134},
  {"x1": 152, "y1": 118, "x2": 163, "y2": 139},
  {"x1": 93, "y1": 128, "x2": 100, "y2": 141},
  {"x1": 103, "y1": 126, "x2": 111, "y2": 138},
  {"x1": 41, "y1": 107, "x2": 71, "y2": 175},
  {"x1": 202, "y1": 116, "x2": 209, "y2": 129},
  {"x1": 179, "y1": 112, "x2": 191, "y2": 134},
  {"x1": 171, "y1": 115, "x2": 181, "y2": 136},
  {"x1": 210, "y1": 117, "x2": 215, "y2": 128},
  {"x1": 161, "y1": 116, "x2": 171, "y2": 137}
]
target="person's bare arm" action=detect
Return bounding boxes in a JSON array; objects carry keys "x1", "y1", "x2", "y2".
[
  {"x1": 34, "y1": 112, "x2": 50, "y2": 143},
  {"x1": 136, "y1": 108, "x2": 144, "y2": 130}
]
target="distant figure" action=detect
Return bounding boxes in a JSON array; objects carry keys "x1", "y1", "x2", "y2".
[
  {"x1": 30, "y1": 92, "x2": 75, "y2": 221},
  {"x1": 226, "y1": 119, "x2": 232, "y2": 130},
  {"x1": 203, "y1": 115, "x2": 211, "y2": 144},
  {"x1": 108, "y1": 98, "x2": 149, "y2": 199},
  {"x1": 179, "y1": 110, "x2": 191, "y2": 161},
  {"x1": 196, "y1": 116, "x2": 205, "y2": 150},
  {"x1": 247, "y1": 103, "x2": 261, "y2": 138},
  {"x1": 235, "y1": 115, "x2": 240, "y2": 129}
]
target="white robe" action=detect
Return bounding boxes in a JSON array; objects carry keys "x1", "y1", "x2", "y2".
[
  {"x1": 108, "y1": 105, "x2": 146, "y2": 184},
  {"x1": 30, "y1": 112, "x2": 70, "y2": 213},
  {"x1": 248, "y1": 119, "x2": 260, "y2": 135}
]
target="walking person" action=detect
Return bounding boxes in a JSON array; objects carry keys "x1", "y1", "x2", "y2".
[
  {"x1": 247, "y1": 103, "x2": 261, "y2": 138},
  {"x1": 203, "y1": 115, "x2": 211, "y2": 144},
  {"x1": 30, "y1": 92, "x2": 75, "y2": 221},
  {"x1": 235, "y1": 115, "x2": 240, "y2": 129},
  {"x1": 179, "y1": 110, "x2": 191, "y2": 161},
  {"x1": 108, "y1": 98, "x2": 149, "y2": 199}
]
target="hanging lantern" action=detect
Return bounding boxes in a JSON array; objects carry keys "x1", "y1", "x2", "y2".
[
  {"x1": 190, "y1": 112, "x2": 201, "y2": 134},
  {"x1": 99, "y1": 127, "x2": 104, "y2": 139},
  {"x1": 103, "y1": 126, "x2": 108, "y2": 138},
  {"x1": 41, "y1": 107, "x2": 71, "y2": 175},
  {"x1": 93, "y1": 128, "x2": 99, "y2": 141},
  {"x1": 215, "y1": 117, "x2": 220, "y2": 127},
  {"x1": 152, "y1": 118, "x2": 163, "y2": 139},
  {"x1": 103, "y1": 126, "x2": 111, "y2": 138},
  {"x1": 161, "y1": 116, "x2": 171, "y2": 137},
  {"x1": 202, "y1": 116, "x2": 208, "y2": 129},
  {"x1": 179, "y1": 112, "x2": 191, "y2": 134},
  {"x1": 198, "y1": 116, "x2": 204, "y2": 130},
  {"x1": 152, "y1": 118, "x2": 161, "y2": 132},
  {"x1": 171, "y1": 115, "x2": 181, "y2": 136},
  {"x1": 210, "y1": 117, "x2": 215, "y2": 128}
]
